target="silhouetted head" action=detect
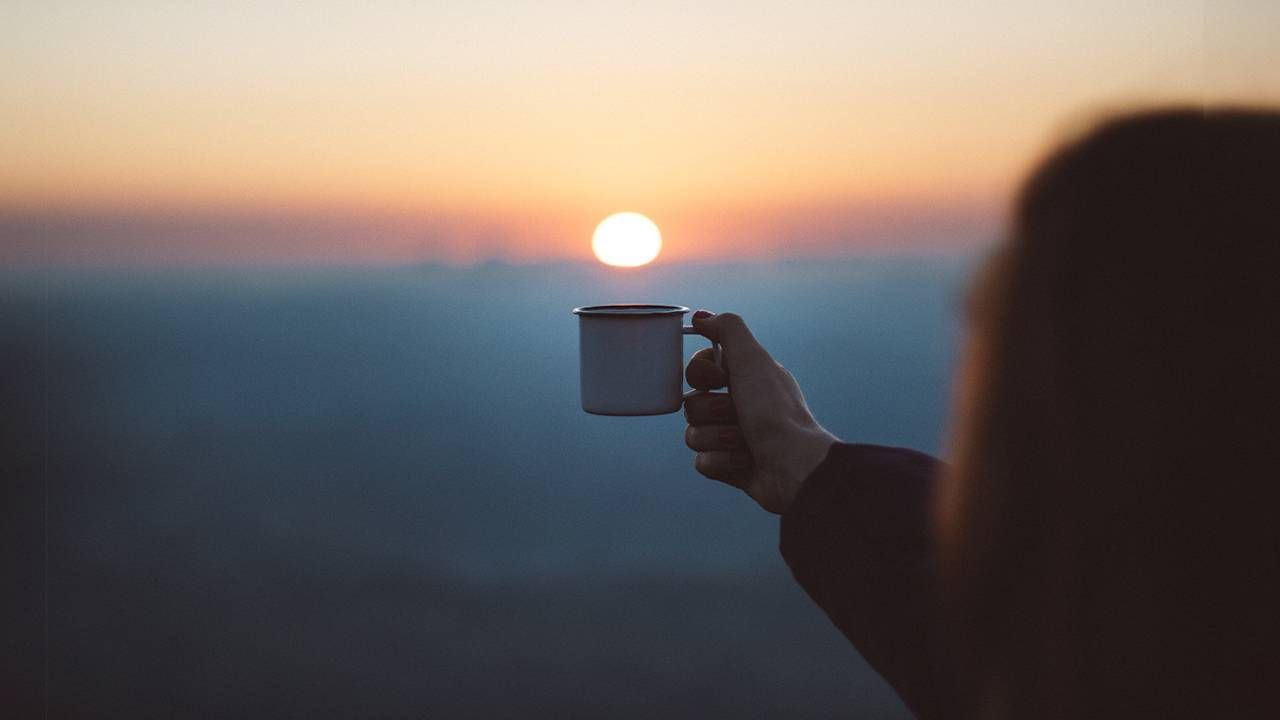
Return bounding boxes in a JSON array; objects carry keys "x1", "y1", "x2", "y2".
[{"x1": 940, "y1": 108, "x2": 1280, "y2": 718}]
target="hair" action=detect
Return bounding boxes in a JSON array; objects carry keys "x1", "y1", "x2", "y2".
[{"x1": 939, "y1": 108, "x2": 1280, "y2": 719}]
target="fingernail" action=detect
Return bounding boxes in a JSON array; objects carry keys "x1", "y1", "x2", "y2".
[
  {"x1": 693, "y1": 310, "x2": 713, "y2": 319},
  {"x1": 711, "y1": 396, "x2": 732, "y2": 417},
  {"x1": 718, "y1": 428, "x2": 739, "y2": 448}
]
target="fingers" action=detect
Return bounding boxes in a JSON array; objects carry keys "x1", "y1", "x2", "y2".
[
  {"x1": 689, "y1": 311, "x2": 771, "y2": 376},
  {"x1": 688, "y1": 347, "x2": 719, "y2": 364},
  {"x1": 683, "y1": 391, "x2": 737, "y2": 425},
  {"x1": 686, "y1": 348, "x2": 728, "y2": 390},
  {"x1": 684, "y1": 424, "x2": 743, "y2": 452},
  {"x1": 690, "y1": 310, "x2": 759, "y2": 346},
  {"x1": 694, "y1": 450, "x2": 753, "y2": 487}
]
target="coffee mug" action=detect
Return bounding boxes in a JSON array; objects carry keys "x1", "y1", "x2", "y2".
[{"x1": 572, "y1": 304, "x2": 721, "y2": 416}]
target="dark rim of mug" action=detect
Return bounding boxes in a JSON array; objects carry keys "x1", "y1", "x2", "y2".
[{"x1": 572, "y1": 304, "x2": 690, "y2": 317}]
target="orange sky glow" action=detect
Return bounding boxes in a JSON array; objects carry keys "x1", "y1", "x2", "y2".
[{"x1": 2, "y1": 1, "x2": 1276, "y2": 266}]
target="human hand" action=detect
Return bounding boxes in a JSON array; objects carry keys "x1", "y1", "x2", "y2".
[{"x1": 683, "y1": 311, "x2": 837, "y2": 514}]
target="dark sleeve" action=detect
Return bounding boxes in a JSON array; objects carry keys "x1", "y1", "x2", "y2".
[{"x1": 780, "y1": 442, "x2": 952, "y2": 720}]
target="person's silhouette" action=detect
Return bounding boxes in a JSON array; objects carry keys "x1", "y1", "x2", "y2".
[{"x1": 682, "y1": 109, "x2": 1280, "y2": 719}]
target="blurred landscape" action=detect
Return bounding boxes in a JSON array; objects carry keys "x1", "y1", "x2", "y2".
[{"x1": 3, "y1": 257, "x2": 972, "y2": 718}]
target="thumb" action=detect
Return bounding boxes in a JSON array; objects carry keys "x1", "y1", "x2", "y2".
[{"x1": 690, "y1": 310, "x2": 771, "y2": 369}]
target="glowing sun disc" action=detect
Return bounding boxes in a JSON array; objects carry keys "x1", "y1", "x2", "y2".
[{"x1": 592, "y1": 212, "x2": 662, "y2": 267}]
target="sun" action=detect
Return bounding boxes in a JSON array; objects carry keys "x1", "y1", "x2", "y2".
[{"x1": 592, "y1": 212, "x2": 662, "y2": 267}]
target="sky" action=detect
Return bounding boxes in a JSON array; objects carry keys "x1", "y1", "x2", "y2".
[{"x1": 2, "y1": 1, "x2": 1277, "y2": 266}]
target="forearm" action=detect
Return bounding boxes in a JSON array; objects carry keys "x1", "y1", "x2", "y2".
[{"x1": 780, "y1": 443, "x2": 952, "y2": 719}]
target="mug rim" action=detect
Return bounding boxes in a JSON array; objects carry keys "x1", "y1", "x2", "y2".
[{"x1": 572, "y1": 303, "x2": 690, "y2": 317}]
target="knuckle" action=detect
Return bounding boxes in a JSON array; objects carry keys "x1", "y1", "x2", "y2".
[
  {"x1": 686, "y1": 362, "x2": 722, "y2": 390},
  {"x1": 689, "y1": 395, "x2": 718, "y2": 423},
  {"x1": 695, "y1": 450, "x2": 730, "y2": 477},
  {"x1": 693, "y1": 452, "x2": 710, "y2": 475},
  {"x1": 685, "y1": 362, "x2": 704, "y2": 384},
  {"x1": 683, "y1": 397, "x2": 699, "y2": 418},
  {"x1": 684, "y1": 399, "x2": 705, "y2": 424}
]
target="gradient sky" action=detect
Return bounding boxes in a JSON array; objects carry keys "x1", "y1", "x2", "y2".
[{"x1": 2, "y1": 1, "x2": 1277, "y2": 265}]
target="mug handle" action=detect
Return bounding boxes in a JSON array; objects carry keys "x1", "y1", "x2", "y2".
[{"x1": 681, "y1": 325, "x2": 723, "y2": 369}]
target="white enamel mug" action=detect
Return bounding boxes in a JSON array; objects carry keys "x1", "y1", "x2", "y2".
[{"x1": 572, "y1": 304, "x2": 721, "y2": 416}]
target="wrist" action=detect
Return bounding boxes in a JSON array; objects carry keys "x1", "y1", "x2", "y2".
[{"x1": 777, "y1": 424, "x2": 838, "y2": 511}]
